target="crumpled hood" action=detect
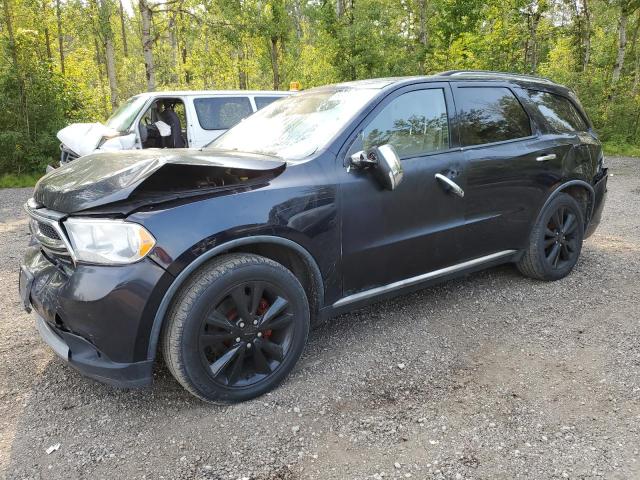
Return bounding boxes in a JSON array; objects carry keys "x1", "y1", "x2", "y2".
[
  {"x1": 57, "y1": 123, "x2": 120, "y2": 156},
  {"x1": 33, "y1": 149, "x2": 285, "y2": 213}
]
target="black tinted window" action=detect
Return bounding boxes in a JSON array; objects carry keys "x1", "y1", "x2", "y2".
[
  {"x1": 255, "y1": 96, "x2": 282, "y2": 110},
  {"x1": 456, "y1": 87, "x2": 531, "y2": 146},
  {"x1": 528, "y1": 90, "x2": 587, "y2": 133},
  {"x1": 363, "y1": 89, "x2": 449, "y2": 158},
  {"x1": 193, "y1": 97, "x2": 252, "y2": 130}
]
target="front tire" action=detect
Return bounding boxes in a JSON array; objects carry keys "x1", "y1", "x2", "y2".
[
  {"x1": 517, "y1": 193, "x2": 584, "y2": 281},
  {"x1": 162, "y1": 253, "x2": 310, "y2": 403}
]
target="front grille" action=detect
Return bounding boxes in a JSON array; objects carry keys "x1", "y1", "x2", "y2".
[
  {"x1": 25, "y1": 199, "x2": 73, "y2": 260},
  {"x1": 60, "y1": 143, "x2": 79, "y2": 164},
  {"x1": 37, "y1": 221, "x2": 61, "y2": 240}
]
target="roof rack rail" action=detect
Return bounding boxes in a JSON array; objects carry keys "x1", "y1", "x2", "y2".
[{"x1": 437, "y1": 70, "x2": 555, "y2": 84}]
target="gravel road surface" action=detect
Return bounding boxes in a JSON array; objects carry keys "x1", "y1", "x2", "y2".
[{"x1": 1, "y1": 157, "x2": 638, "y2": 480}]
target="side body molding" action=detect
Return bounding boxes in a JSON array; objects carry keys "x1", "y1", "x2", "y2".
[{"x1": 146, "y1": 235, "x2": 324, "y2": 361}]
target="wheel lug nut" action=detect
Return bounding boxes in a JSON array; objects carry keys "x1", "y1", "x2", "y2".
[
  {"x1": 247, "y1": 343, "x2": 252, "y2": 349},
  {"x1": 253, "y1": 320, "x2": 258, "y2": 325},
  {"x1": 257, "y1": 332, "x2": 263, "y2": 337},
  {"x1": 235, "y1": 337, "x2": 241, "y2": 343}
]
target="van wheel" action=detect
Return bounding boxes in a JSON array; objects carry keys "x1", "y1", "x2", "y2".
[
  {"x1": 517, "y1": 193, "x2": 584, "y2": 281},
  {"x1": 162, "y1": 253, "x2": 310, "y2": 403}
]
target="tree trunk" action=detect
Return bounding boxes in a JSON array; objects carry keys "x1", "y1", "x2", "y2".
[
  {"x1": 336, "y1": 0, "x2": 342, "y2": 17},
  {"x1": 612, "y1": 8, "x2": 628, "y2": 85},
  {"x1": 417, "y1": 0, "x2": 428, "y2": 74},
  {"x1": 525, "y1": 4, "x2": 542, "y2": 73},
  {"x1": 238, "y1": 47, "x2": 247, "y2": 89},
  {"x1": 418, "y1": 0, "x2": 427, "y2": 46},
  {"x1": 140, "y1": 0, "x2": 155, "y2": 91},
  {"x1": 119, "y1": 0, "x2": 128, "y2": 57},
  {"x1": 168, "y1": 13, "x2": 179, "y2": 83},
  {"x1": 1, "y1": 0, "x2": 18, "y2": 70},
  {"x1": 580, "y1": 0, "x2": 591, "y2": 71},
  {"x1": 96, "y1": 0, "x2": 118, "y2": 110},
  {"x1": 93, "y1": 36, "x2": 110, "y2": 117},
  {"x1": 269, "y1": 37, "x2": 280, "y2": 90},
  {"x1": 56, "y1": 0, "x2": 65, "y2": 75},
  {"x1": 42, "y1": 0, "x2": 53, "y2": 64},
  {"x1": 105, "y1": 38, "x2": 118, "y2": 109},
  {"x1": 291, "y1": 0, "x2": 302, "y2": 39}
]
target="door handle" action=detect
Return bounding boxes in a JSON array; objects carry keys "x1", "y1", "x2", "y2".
[
  {"x1": 435, "y1": 173, "x2": 464, "y2": 198},
  {"x1": 536, "y1": 153, "x2": 557, "y2": 162}
]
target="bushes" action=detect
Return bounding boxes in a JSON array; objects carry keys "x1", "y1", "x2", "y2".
[{"x1": 0, "y1": 31, "x2": 80, "y2": 177}]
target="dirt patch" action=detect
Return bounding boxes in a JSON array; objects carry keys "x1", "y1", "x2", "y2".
[{"x1": 1, "y1": 158, "x2": 639, "y2": 479}]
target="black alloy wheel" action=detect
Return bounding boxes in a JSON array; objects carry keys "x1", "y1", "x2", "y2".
[
  {"x1": 542, "y1": 205, "x2": 580, "y2": 269},
  {"x1": 517, "y1": 192, "x2": 584, "y2": 281},
  {"x1": 162, "y1": 253, "x2": 310, "y2": 403},
  {"x1": 199, "y1": 281, "x2": 295, "y2": 388}
]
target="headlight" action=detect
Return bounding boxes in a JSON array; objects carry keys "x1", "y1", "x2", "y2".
[{"x1": 64, "y1": 218, "x2": 156, "y2": 265}]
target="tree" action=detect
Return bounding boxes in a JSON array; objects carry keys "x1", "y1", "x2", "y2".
[
  {"x1": 140, "y1": 0, "x2": 155, "y2": 91},
  {"x1": 2, "y1": 0, "x2": 640, "y2": 177},
  {"x1": 55, "y1": 0, "x2": 64, "y2": 74}
]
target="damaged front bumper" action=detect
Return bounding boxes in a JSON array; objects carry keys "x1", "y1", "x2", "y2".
[
  {"x1": 19, "y1": 246, "x2": 171, "y2": 388},
  {"x1": 32, "y1": 311, "x2": 154, "y2": 388}
]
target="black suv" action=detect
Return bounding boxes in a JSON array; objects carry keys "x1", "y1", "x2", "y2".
[{"x1": 20, "y1": 71, "x2": 608, "y2": 402}]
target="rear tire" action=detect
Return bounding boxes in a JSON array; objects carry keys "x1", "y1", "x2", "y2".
[
  {"x1": 517, "y1": 193, "x2": 584, "y2": 281},
  {"x1": 162, "y1": 253, "x2": 310, "y2": 403}
]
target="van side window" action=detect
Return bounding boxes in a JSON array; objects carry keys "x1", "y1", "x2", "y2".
[
  {"x1": 255, "y1": 96, "x2": 282, "y2": 110},
  {"x1": 193, "y1": 97, "x2": 252, "y2": 130},
  {"x1": 362, "y1": 89, "x2": 449, "y2": 159},
  {"x1": 456, "y1": 87, "x2": 531, "y2": 146},
  {"x1": 528, "y1": 90, "x2": 587, "y2": 133}
]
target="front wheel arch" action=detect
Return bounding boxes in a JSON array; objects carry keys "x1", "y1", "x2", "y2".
[{"x1": 147, "y1": 236, "x2": 323, "y2": 363}]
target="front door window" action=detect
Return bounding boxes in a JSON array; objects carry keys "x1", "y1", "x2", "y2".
[{"x1": 362, "y1": 89, "x2": 450, "y2": 158}]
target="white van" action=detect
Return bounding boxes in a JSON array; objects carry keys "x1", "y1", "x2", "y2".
[{"x1": 57, "y1": 90, "x2": 291, "y2": 164}]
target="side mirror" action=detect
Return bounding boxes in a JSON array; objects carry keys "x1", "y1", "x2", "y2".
[{"x1": 349, "y1": 144, "x2": 404, "y2": 191}]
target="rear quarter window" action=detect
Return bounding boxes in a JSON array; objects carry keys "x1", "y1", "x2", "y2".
[
  {"x1": 254, "y1": 96, "x2": 283, "y2": 110},
  {"x1": 455, "y1": 87, "x2": 532, "y2": 147},
  {"x1": 193, "y1": 97, "x2": 253, "y2": 130},
  {"x1": 528, "y1": 90, "x2": 588, "y2": 133}
]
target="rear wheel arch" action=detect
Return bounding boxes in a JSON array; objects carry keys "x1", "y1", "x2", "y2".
[
  {"x1": 535, "y1": 180, "x2": 594, "y2": 229},
  {"x1": 147, "y1": 236, "x2": 324, "y2": 363}
]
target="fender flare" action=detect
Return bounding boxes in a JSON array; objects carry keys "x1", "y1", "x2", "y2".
[
  {"x1": 534, "y1": 179, "x2": 595, "y2": 228},
  {"x1": 146, "y1": 235, "x2": 324, "y2": 361}
]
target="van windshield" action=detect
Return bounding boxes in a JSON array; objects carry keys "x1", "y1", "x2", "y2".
[
  {"x1": 106, "y1": 95, "x2": 148, "y2": 132},
  {"x1": 208, "y1": 88, "x2": 378, "y2": 160}
]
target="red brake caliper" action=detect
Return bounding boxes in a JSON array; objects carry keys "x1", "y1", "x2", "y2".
[{"x1": 257, "y1": 299, "x2": 273, "y2": 339}]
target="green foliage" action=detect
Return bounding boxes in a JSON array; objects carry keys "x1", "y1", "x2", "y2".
[
  {"x1": 0, "y1": 0, "x2": 639, "y2": 181},
  {"x1": 603, "y1": 141, "x2": 640, "y2": 157},
  {"x1": 0, "y1": 26, "x2": 80, "y2": 176},
  {"x1": 0, "y1": 172, "x2": 42, "y2": 188}
]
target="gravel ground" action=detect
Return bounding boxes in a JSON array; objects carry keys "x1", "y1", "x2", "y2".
[{"x1": 0, "y1": 157, "x2": 639, "y2": 480}]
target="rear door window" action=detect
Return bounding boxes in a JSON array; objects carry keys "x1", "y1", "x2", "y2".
[
  {"x1": 528, "y1": 90, "x2": 587, "y2": 133},
  {"x1": 193, "y1": 97, "x2": 252, "y2": 130},
  {"x1": 455, "y1": 87, "x2": 532, "y2": 146},
  {"x1": 254, "y1": 96, "x2": 283, "y2": 110},
  {"x1": 362, "y1": 89, "x2": 450, "y2": 159}
]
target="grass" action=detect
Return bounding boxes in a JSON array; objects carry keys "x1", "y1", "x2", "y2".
[
  {"x1": 0, "y1": 172, "x2": 43, "y2": 188},
  {"x1": 603, "y1": 141, "x2": 640, "y2": 158}
]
